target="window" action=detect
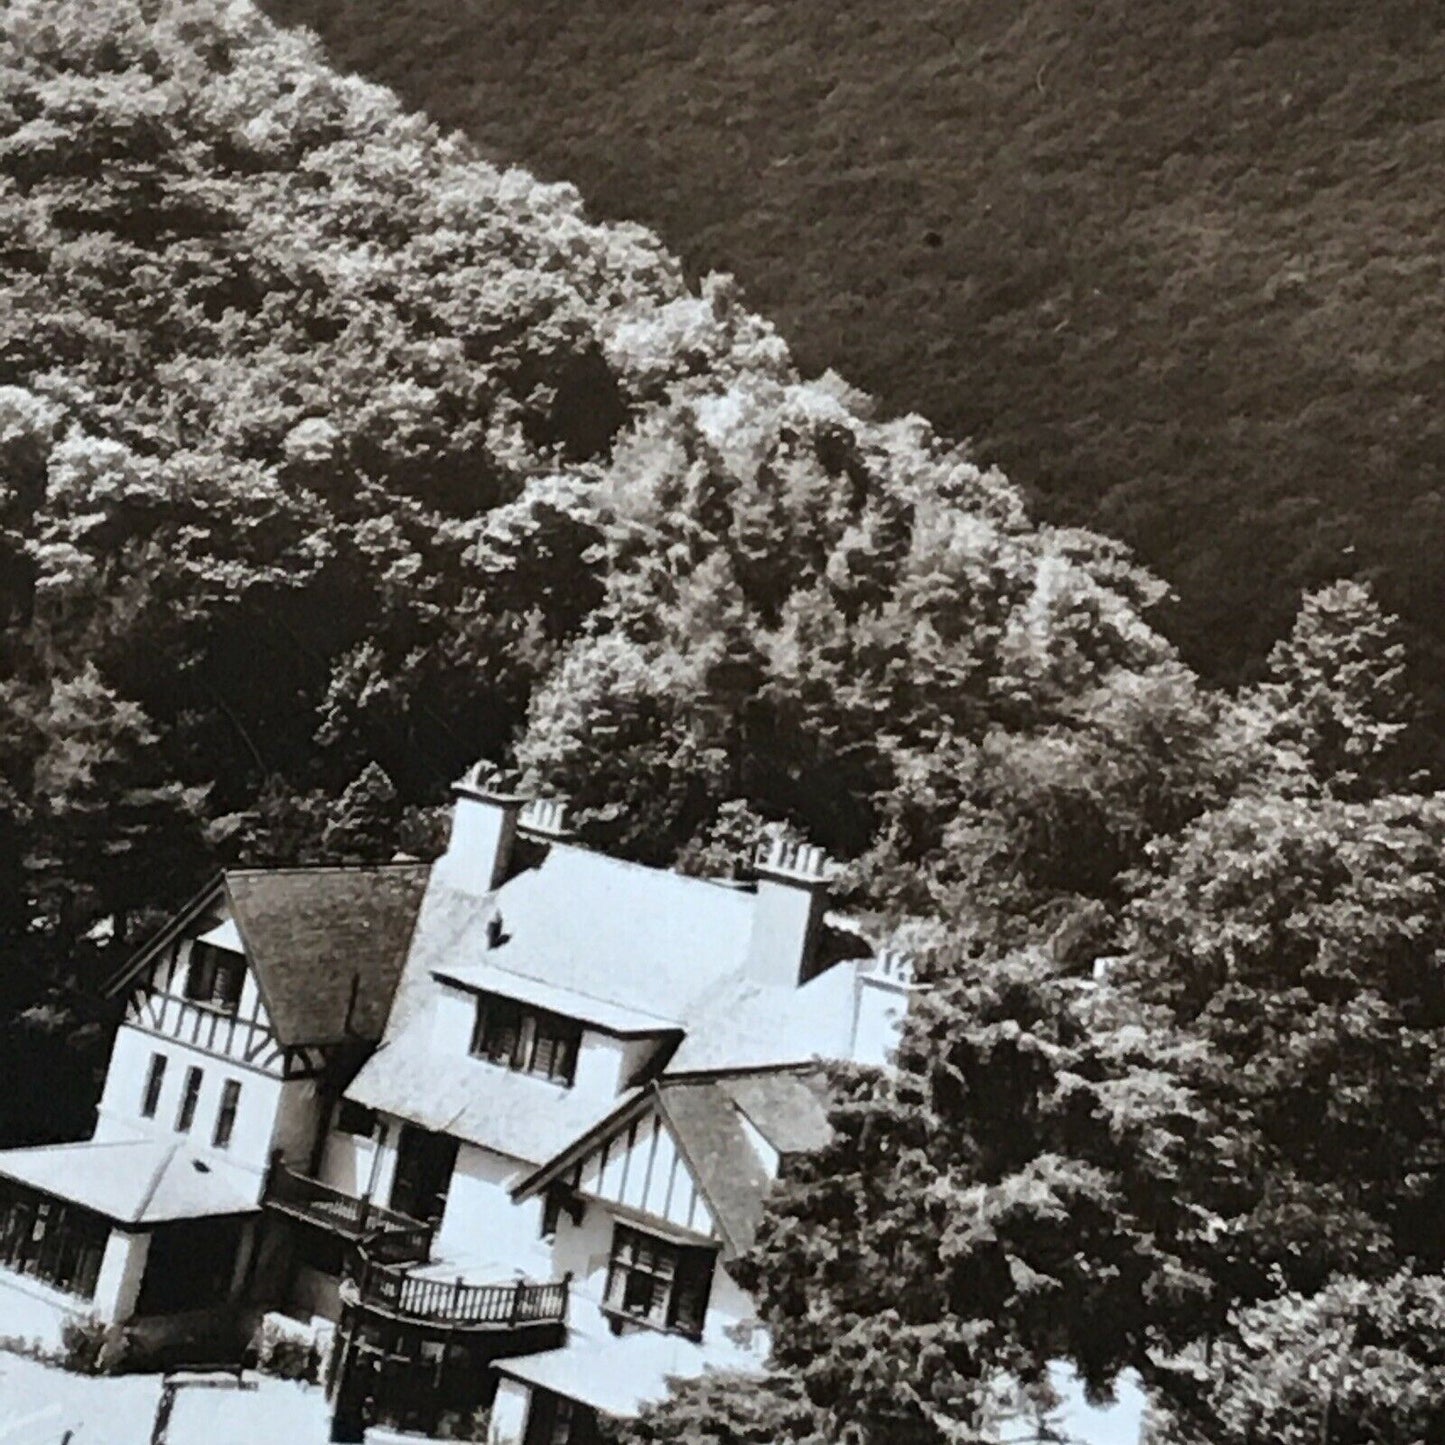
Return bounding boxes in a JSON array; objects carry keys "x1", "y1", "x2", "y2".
[
  {"x1": 183, "y1": 943, "x2": 244, "y2": 1013},
  {"x1": 140, "y1": 1053, "x2": 167, "y2": 1119},
  {"x1": 540, "y1": 1183, "x2": 583, "y2": 1240},
  {"x1": 212, "y1": 1080, "x2": 241, "y2": 1149},
  {"x1": 335, "y1": 1099, "x2": 377, "y2": 1137},
  {"x1": 524, "y1": 1392, "x2": 602, "y2": 1445},
  {"x1": 469, "y1": 993, "x2": 580, "y2": 1086},
  {"x1": 0, "y1": 1182, "x2": 107, "y2": 1301},
  {"x1": 603, "y1": 1224, "x2": 714, "y2": 1340},
  {"x1": 176, "y1": 1065, "x2": 203, "y2": 1133}
]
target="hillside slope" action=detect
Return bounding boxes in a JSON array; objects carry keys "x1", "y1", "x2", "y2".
[{"x1": 259, "y1": 0, "x2": 1445, "y2": 714}]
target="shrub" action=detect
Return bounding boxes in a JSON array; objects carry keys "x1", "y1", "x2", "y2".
[
  {"x1": 59, "y1": 1314, "x2": 110, "y2": 1375},
  {"x1": 248, "y1": 1317, "x2": 322, "y2": 1383}
]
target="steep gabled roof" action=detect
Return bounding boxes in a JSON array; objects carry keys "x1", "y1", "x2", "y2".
[
  {"x1": 715, "y1": 1070, "x2": 835, "y2": 1155},
  {"x1": 513, "y1": 1069, "x2": 835, "y2": 1257},
  {"x1": 669, "y1": 963, "x2": 860, "y2": 1074},
  {"x1": 223, "y1": 863, "x2": 431, "y2": 1046}
]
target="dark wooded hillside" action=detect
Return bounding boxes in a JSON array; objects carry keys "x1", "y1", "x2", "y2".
[{"x1": 259, "y1": 0, "x2": 1445, "y2": 734}]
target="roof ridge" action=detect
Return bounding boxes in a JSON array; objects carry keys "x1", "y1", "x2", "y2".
[
  {"x1": 224, "y1": 861, "x2": 433, "y2": 879},
  {"x1": 470, "y1": 957, "x2": 684, "y2": 1028},
  {"x1": 540, "y1": 843, "x2": 756, "y2": 898},
  {"x1": 134, "y1": 1140, "x2": 183, "y2": 1219}
]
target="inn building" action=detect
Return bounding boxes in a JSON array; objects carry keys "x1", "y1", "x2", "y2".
[{"x1": 0, "y1": 770, "x2": 916, "y2": 1443}]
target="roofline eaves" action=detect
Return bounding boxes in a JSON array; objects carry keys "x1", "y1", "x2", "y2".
[{"x1": 102, "y1": 874, "x2": 227, "y2": 998}]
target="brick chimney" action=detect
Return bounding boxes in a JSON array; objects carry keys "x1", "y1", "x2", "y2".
[
  {"x1": 443, "y1": 764, "x2": 527, "y2": 894},
  {"x1": 744, "y1": 836, "x2": 831, "y2": 988}
]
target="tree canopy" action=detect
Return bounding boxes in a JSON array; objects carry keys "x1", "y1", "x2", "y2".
[{"x1": 4, "y1": 8, "x2": 1444, "y2": 1444}]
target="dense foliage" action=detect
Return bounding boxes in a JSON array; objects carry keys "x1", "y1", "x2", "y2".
[
  {"x1": 4, "y1": 8, "x2": 1444, "y2": 1445},
  {"x1": 262, "y1": 0, "x2": 1445, "y2": 751},
  {"x1": 0, "y1": 0, "x2": 1197, "y2": 1130}
]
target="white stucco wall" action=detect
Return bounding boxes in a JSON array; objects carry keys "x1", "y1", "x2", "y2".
[
  {"x1": 92, "y1": 1228, "x2": 149, "y2": 1322},
  {"x1": 271, "y1": 1079, "x2": 324, "y2": 1170},
  {"x1": 434, "y1": 1145, "x2": 541, "y2": 1269},
  {"x1": 318, "y1": 1115, "x2": 378, "y2": 1198},
  {"x1": 548, "y1": 1200, "x2": 755, "y2": 1345},
  {"x1": 851, "y1": 975, "x2": 909, "y2": 1067},
  {"x1": 572, "y1": 1032, "x2": 629, "y2": 1101},
  {"x1": 489, "y1": 1378, "x2": 532, "y2": 1445},
  {"x1": 95, "y1": 1024, "x2": 320, "y2": 1178}
]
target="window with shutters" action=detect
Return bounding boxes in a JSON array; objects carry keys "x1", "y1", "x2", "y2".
[
  {"x1": 183, "y1": 943, "x2": 244, "y2": 1014},
  {"x1": 140, "y1": 1053, "x2": 167, "y2": 1118},
  {"x1": 603, "y1": 1223, "x2": 714, "y2": 1341},
  {"x1": 469, "y1": 993, "x2": 580, "y2": 1087},
  {"x1": 212, "y1": 1079, "x2": 241, "y2": 1149},
  {"x1": 176, "y1": 1065, "x2": 203, "y2": 1133}
]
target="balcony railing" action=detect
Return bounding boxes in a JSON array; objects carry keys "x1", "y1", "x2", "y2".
[
  {"x1": 349, "y1": 1255, "x2": 569, "y2": 1330},
  {"x1": 265, "y1": 1162, "x2": 433, "y2": 1262}
]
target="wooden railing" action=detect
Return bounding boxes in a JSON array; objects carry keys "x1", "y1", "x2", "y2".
[
  {"x1": 353, "y1": 1256, "x2": 569, "y2": 1330},
  {"x1": 265, "y1": 1163, "x2": 433, "y2": 1261}
]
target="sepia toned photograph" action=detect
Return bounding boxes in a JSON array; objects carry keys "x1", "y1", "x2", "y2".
[{"x1": 0, "y1": 2, "x2": 1440, "y2": 1443}]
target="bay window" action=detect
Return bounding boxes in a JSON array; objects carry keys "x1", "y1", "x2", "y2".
[{"x1": 603, "y1": 1223, "x2": 714, "y2": 1340}]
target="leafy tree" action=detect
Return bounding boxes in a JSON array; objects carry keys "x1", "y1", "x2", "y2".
[
  {"x1": 733, "y1": 951, "x2": 1230, "y2": 1445},
  {"x1": 22, "y1": 664, "x2": 209, "y2": 950},
  {"x1": 1152, "y1": 1273, "x2": 1445, "y2": 1445},
  {"x1": 1254, "y1": 580, "x2": 1415, "y2": 797},
  {"x1": 605, "y1": 1370, "x2": 823, "y2": 1445},
  {"x1": 1123, "y1": 790, "x2": 1445, "y2": 1284},
  {"x1": 321, "y1": 761, "x2": 402, "y2": 861}
]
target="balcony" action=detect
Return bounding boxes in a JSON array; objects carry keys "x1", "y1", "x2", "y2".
[
  {"x1": 264, "y1": 1162, "x2": 433, "y2": 1262},
  {"x1": 346, "y1": 1255, "x2": 569, "y2": 1331}
]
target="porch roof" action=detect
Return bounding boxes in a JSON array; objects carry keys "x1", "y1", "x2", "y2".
[
  {"x1": 496, "y1": 1321, "x2": 764, "y2": 1417},
  {"x1": 0, "y1": 1138, "x2": 261, "y2": 1226}
]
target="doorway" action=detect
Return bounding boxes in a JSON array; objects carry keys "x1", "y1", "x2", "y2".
[{"x1": 389, "y1": 1126, "x2": 457, "y2": 1224}]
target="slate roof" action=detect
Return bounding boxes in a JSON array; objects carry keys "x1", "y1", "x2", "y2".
[
  {"x1": 657, "y1": 1081, "x2": 774, "y2": 1254},
  {"x1": 223, "y1": 863, "x2": 431, "y2": 1046},
  {"x1": 497, "y1": 1320, "x2": 764, "y2": 1418},
  {"x1": 668, "y1": 963, "x2": 861, "y2": 1074},
  {"x1": 346, "y1": 1019, "x2": 635, "y2": 1166},
  {"x1": 0, "y1": 1138, "x2": 260, "y2": 1224},
  {"x1": 715, "y1": 1070, "x2": 835, "y2": 1155},
  {"x1": 427, "y1": 845, "x2": 757, "y2": 1023}
]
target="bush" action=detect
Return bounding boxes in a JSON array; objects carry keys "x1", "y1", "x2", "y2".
[
  {"x1": 59, "y1": 1314, "x2": 110, "y2": 1375},
  {"x1": 248, "y1": 1317, "x2": 322, "y2": 1383},
  {"x1": 437, "y1": 1405, "x2": 492, "y2": 1441}
]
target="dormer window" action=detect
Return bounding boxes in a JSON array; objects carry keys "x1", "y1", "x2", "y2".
[
  {"x1": 469, "y1": 992, "x2": 580, "y2": 1087},
  {"x1": 184, "y1": 942, "x2": 244, "y2": 1014}
]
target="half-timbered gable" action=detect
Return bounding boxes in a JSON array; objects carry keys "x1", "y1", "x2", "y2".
[{"x1": 519, "y1": 1071, "x2": 832, "y2": 1259}]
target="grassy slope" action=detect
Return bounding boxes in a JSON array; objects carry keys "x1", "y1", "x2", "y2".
[{"x1": 258, "y1": 0, "x2": 1445, "y2": 701}]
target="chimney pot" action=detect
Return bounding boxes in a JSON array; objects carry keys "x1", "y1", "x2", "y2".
[{"x1": 519, "y1": 796, "x2": 573, "y2": 841}]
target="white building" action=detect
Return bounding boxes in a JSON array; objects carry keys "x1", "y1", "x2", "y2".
[{"x1": 0, "y1": 770, "x2": 916, "y2": 1441}]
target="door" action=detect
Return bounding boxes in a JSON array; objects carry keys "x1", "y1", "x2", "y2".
[
  {"x1": 388, "y1": 1125, "x2": 457, "y2": 1224},
  {"x1": 135, "y1": 1216, "x2": 244, "y2": 1315}
]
